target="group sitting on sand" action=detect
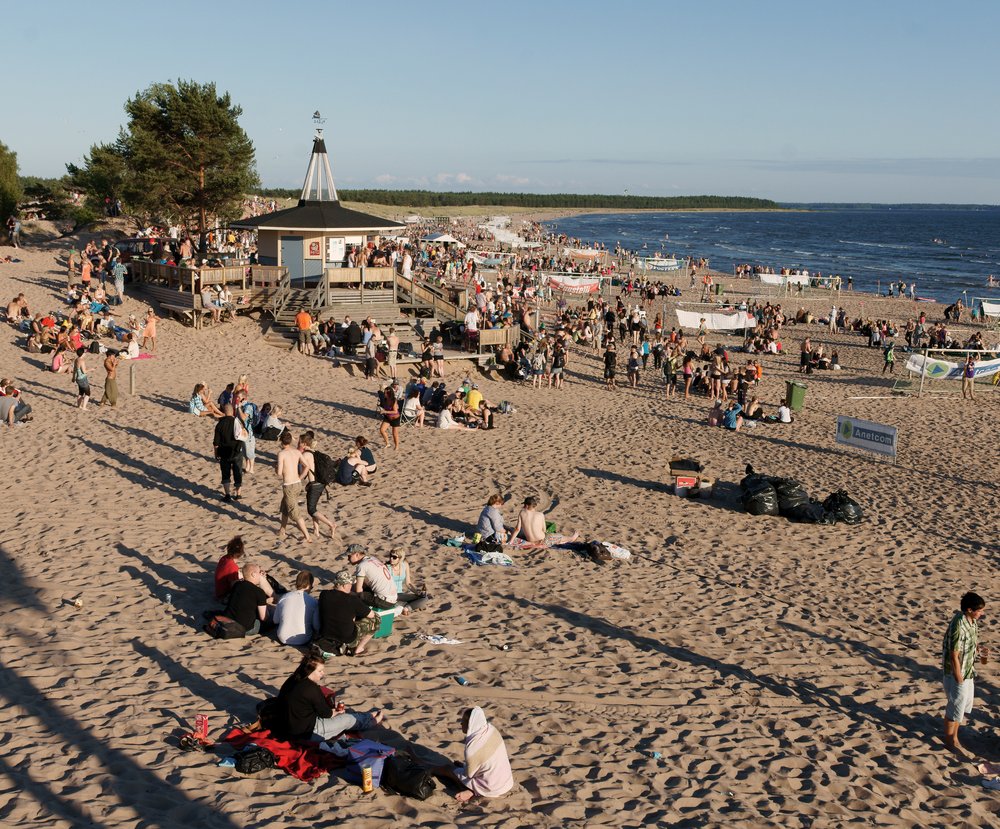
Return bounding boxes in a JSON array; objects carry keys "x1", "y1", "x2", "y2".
[
  {"x1": 211, "y1": 539, "x2": 426, "y2": 654},
  {"x1": 476, "y1": 494, "x2": 579, "y2": 551}
]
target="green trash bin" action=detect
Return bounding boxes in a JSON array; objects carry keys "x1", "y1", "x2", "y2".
[
  {"x1": 785, "y1": 380, "x2": 807, "y2": 411},
  {"x1": 715, "y1": 283, "x2": 722, "y2": 296}
]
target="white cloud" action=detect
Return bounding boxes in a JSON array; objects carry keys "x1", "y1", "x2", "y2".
[
  {"x1": 374, "y1": 173, "x2": 398, "y2": 184},
  {"x1": 495, "y1": 174, "x2": 530, "y2": 186},
  {"x1": 434, "y1": 172, "x2": 476, "y2": 186}
]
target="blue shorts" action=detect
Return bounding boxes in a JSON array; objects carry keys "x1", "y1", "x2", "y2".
[{"x1": 944, "y1": 674, "x2": 974, "y2": 723}]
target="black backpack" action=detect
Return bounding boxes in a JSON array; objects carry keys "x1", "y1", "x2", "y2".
[
  {"x1": 311, "y1": 450, "x2": 338, "y2": 486},
  {"x1": 381, "y1": 752, "x2": 436, "y2": 800},
  {"x1": 234, "y1": 745, "x2": 277, "y2": 775}
]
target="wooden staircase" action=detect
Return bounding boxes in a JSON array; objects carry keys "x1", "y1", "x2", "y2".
[{"x1": 262, "y1": 288, "x2": 441, "y2": 351}]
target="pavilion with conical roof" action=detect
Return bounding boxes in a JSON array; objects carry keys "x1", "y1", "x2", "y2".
[{"x1": 232, "y1": 131, "x2": 403, "y2": 282}]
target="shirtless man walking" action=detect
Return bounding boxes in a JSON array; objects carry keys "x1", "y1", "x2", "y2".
[
  {"x1": 509, "y1": 496, "x2": 579, "y2": 550},
  {"x1": 276, "y1": 430, "x2": 311, "y2": 543}
]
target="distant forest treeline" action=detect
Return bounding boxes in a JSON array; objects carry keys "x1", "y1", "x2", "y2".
[{"x1": 254, "y1": 188, "x2": 780, "y2": 210}]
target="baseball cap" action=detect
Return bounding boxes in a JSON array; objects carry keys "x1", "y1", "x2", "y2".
[
  {"x1": 345, "y1": 543, "x2": 366, "y2": 556},
  {"x1": 333, "y1": 570, "x2": 354, "y2": 586}
]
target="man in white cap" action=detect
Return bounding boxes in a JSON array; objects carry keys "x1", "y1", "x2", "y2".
[{"x1": 346, "y1": 544, "x2": 397, "y2": 610}]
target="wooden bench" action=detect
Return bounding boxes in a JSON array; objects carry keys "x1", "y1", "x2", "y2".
[
  {"x1": 139, "y1": 285, "x2": 253, "y2": 329},
  {"x1": 137, "y1": 285, "x2": 210, "y2": 329}
]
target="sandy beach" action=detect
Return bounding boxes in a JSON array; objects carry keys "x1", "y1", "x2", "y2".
[{"x1": 1, "y1": 223, "x2": 999, "y2": 828}]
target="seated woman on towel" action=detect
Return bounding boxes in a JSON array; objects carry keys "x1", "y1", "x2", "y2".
[
  {"x1": 190, "y1": 383, "x2": 224, "y2": 418},
  {"x1": 271, "y1": 654, "x2": 385, "y2": 743},
  {"x1": 435, "y1": 707, "x2": 514, "y2": 802},
  {"x1": 437, "y1": 400, "x2": 476, "y2": 430}
]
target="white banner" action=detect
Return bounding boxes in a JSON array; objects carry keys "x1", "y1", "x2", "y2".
[
  {"x1": 982, "y1": 299, "x2": 1000, "y2": 317},
  {"x1": 759, "y1": 273, "x2": 810, "y2": 286},
  {"x1": 548, "y1": 274, "x2": 601, "y2": 294},
  {"x1": 836, "y1": 416, "x2": 898, "y2": 458},
  {"x1": 641, "y1": 257, "x2": 683, "y2": 272},
  {"x1": 675, "y1": 308, "x2": 756, "y2": 331},
  {"x1": 904, "y1": 353, "x2": 1000, "y2": 380},
  {"x1": 564, "y1": 247, "x2": 604, "y2": 260}
]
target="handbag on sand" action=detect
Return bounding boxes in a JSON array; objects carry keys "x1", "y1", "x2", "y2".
[{"x1": 204, "y1": 615, "x2": 246, "y2": 639}]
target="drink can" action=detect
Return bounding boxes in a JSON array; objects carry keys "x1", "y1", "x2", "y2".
[
  {"x1": 361, "y1": 765, "x2": 373, "y2": 793},
  {"x1": 455, "y1": 675, "x2": 469, "y2": 686},
  {"x1": 195, "y1": 715, "x2": 209, "y2": 740}
]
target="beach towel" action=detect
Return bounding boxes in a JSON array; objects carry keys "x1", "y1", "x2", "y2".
[
  {"x1": 417, "y1": 634, "x2": 464, "y2": 644},
  {"x1": 506, "y1": 535, "x2": 577, "y2": 550},
  {"x1": 463, "y1": 549, "x2": 515, "y2": 566},
  {"x1": 223, "y1": 727, "x2": 348, "y2": 782}
]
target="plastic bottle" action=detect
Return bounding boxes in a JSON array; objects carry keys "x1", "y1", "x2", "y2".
[{"x1": 165, "y1": 592, "x2": 172, "y2": 606}]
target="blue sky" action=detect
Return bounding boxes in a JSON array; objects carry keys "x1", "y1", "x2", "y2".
[{"x1": 4, "y1": 0, "x2": 998, "y2": 202}]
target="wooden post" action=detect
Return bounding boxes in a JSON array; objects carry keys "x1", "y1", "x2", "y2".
[
  {"x1": 360, "y1": 266, "x2": 365, "y2": 304},
  {"x1": 918, "y1": 347, "x2": 926, "y2": 398},
  {"x1": 129, "y1": 362, "x2": 136, "y2": 396}
]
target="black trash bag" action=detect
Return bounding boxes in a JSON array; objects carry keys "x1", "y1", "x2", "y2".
[
  {"x1": 771, "y1": 477, "x2": 810, "y2": 515},
  {"x1": 822, "y1": 490, "x2": 864, "y2": 524},
  {"x1": 739, "y1": 466, "x2": 767, "y2": 492},
  {"x1": 785, "y1": 500, "x2": 827, "y2": 523},
  {"x1": 741, "y1": 477, "x2": 779, "y2": 516},
  {"x1": 381, "y1": 752, "x2": 437, "y2": 800}
]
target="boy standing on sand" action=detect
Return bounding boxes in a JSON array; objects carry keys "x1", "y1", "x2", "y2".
[
  {"x1": 942, "y1": 591, "x2": 988, "y2": 756},
  {"x1": 882, "y1": 340, "x2": 895, "y2": 374}
]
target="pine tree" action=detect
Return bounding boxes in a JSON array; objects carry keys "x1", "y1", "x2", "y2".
[
  {"x1": 121, "y1": 80, "x2": 258, "y2": 253},
  {"x1": 66, "y1": 140, "x2": 130, "y2": 212},
  {"x1": 0, "y1": 141, "x2": 22, "y2": 220}
]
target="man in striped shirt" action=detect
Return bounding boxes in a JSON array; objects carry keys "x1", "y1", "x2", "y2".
[{"x1": 942, "y1": 591, "x2": 988, "y2": 755}]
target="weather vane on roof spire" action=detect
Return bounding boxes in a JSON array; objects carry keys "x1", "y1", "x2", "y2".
[{"x1": 312, "y1": 110, "x2": 326, "y2": 138}]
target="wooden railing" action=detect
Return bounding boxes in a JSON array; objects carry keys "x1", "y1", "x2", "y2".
[
  {"x1": 301, "y1": 267, "x2": 397, "y2": 308},
  {"x1": 477, "y1": 326, "x2": 521, "y2": 354},
  {"x1": 250, "y1": 265, "x2": 286, "y2": 289},
  {"x1": 268, "y1": 269, "x2": 292, "y2": 318},
  {"x1": 395, "y1": 273, "x2": 469, "y2": 321},
  {"x1": 130, "y1": 260, "x2": 254, "y2": 290}
]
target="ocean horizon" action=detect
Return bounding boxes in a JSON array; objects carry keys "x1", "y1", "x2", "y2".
[{"x1": 544, "y1": 205, "x2": 1000, "y2": 305}]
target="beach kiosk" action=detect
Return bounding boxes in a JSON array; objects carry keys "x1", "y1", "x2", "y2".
[{"x1": 232, "y1": 131, "x2": 403, "y2": 297}]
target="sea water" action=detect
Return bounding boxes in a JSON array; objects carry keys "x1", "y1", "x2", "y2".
[{"x1": 544, "y1": 206, "x2": 1000, "y2": 304}]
